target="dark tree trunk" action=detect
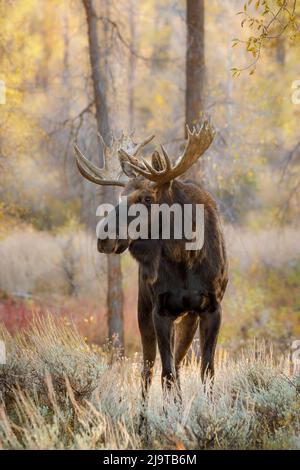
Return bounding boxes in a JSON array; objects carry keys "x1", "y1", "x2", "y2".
[
  {"x1": 185, "y1": 0, "x2": 205, "y2": 137},
  {"x1": 83, "y1": 0, "x2": 109, "y2": 163},
  {"x1": 127, "y1": 0, "x2": 136, "y2": 131},
  {"x1": 83, "y1": 0, "x2": 124, "y2": 349}
]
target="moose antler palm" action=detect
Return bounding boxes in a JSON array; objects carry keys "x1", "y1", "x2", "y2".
[{"x1": 74, "y1": 117, "x2": 214, "y2": 186}]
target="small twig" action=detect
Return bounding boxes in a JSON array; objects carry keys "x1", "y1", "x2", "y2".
[{"x1": 96, "y1": 15, "x2": 151, "y2": 62}]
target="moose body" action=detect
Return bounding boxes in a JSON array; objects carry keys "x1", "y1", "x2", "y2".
[
  {"x1": 125, "y1": 179, "x2": 227, "y2": 395},
  {"x1": 74, "y1": 119, "x2": 228, "y2": 404}
]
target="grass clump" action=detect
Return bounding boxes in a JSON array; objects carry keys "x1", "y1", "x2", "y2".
[{"x1": 0, "y1": 317, "x2": 299, "y2": 450}]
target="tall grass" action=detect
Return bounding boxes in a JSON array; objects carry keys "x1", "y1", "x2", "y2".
[
  {"x1": 0, "y1": 229, "x2": 106, "y2": 299},
  {"x1": 0, "y1": 316, "x2": 299, "y2": 450},
  {"x1": 1, "y1": 225, "x2": 299, "y2": 298}
]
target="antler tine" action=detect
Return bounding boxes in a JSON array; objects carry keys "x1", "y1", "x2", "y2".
[
  {"x1": 97, "y1": 132, "x2": 108, "y2": 150},
  {"x1": 123, "y1": 161, "x2": 154, "y2": 180},
  {"x1": 118, "y1": 148, "x2": 146, "y2": 169},
  {"x1": 75, "y1": 157, "x2": 105, "y2": 186},
  {"x1": 97, "y1": 132, "x2": 109, "y2": 168},
  {"x1": 75, "y1": 145, "x2": 105, "y2": 185},
  {"x1": 74, "y1": 144, "x2": 125, "y2": 187},
  {"x1": 119, "y1": 138, "x2": 171, "y2": 181},
  {"x1": 75, "y1": 144, "x2": 104, "y2": 176},
  {"x1": 141, "y1": 157, "x2": 168, "y2": 176},
  {"x1": 171, "y1": 117, "x2": 215, "y2": 176},
  {"x1": 138, "y1": 146, "x2": 171, "y2": 176},
  {"x1": 119, "y1": 147, "x2": 168, "y2": 181},
  {"x1": 160, "y1": 145, "x2": 171, "y2": 171},
  {"x1": 133, "y1": 134, "x2": 155, "y2": 157}
]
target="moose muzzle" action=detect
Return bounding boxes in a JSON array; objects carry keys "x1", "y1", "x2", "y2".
[{"x1": 97, "y1": 201, "x2": 129, "y2": 254}]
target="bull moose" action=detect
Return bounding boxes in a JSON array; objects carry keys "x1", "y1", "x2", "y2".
[{"x1": 74, "y1": 118, "x2": 228, "y2": 405}]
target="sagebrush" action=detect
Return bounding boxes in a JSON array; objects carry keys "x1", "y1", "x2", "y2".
[{"x1": 0, "y1": 316, "x2": 299, "y2": 450}]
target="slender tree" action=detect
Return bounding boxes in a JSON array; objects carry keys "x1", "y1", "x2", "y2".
[
  {"x1": 127, "y1": 0, "x2": 136, "y2": 131},
  {"x1": 185, "y1": 0, "x2": 205, "y2": 137},
  {"x1": 82, "y1": 0, "x2": 124, "y2": 348},
  {"x1": 83, "y1": 0, "x2": 109, "y2": 152}
]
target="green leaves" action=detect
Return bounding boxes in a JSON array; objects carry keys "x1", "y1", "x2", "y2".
[{"x1": 233, "y1": 0, "x2": 299, "y2": 76}]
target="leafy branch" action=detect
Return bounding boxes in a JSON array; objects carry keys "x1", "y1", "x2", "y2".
[{"x1": 232, "y1": 0, "x2": 299, "y2": 76}]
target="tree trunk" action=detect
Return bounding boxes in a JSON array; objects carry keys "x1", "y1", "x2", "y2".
[
  {"x1": 127, "y1": 0, "x2": 136, "y2": 131},
  {"x1": 185, "y1": 0, "x2": 205, "y2": 137},
  {"x1": 276, "y1": 37, "x2": 285, "y2": 66},
  {"x1": 83, "y1": 0, "x2": 124, "y2": 349},
  {"x1": 83, "y1": 0, "x2": 109, "y2": 163}
]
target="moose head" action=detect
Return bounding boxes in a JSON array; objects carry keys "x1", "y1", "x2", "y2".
[{"x1": 74, "y1": 118, "x2": 214, "y2": 259}]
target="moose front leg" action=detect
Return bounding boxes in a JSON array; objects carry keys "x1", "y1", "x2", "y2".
[
  {"x1": 153, "y1": 310, "x2": 176, "y2": 393},
  {"x1": 138, "y1": 295, "x2": 156, "y2": 402},
  {"x1": 199, "y1": 307, "x2": 221, "y2": 382},
  {"x1": 138, "y1": 292, "x2": 156, "y2": 434}
]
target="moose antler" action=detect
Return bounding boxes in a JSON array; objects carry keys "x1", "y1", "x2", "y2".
[
  {"x1": 119, "y1": 117, "x2": 215, "y2": 185},
  {"x1": 74, "y1": 133, "x2": 155, "y2": 187}
]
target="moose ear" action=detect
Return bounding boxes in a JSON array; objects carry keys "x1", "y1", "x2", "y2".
[{"x1": 151, "y1": 150, "x2": 164, "y2": 171}]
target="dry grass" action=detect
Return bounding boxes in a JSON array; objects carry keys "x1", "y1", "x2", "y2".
[
  {"x1": 0, "y1": 228, "x2": 106, "y2": 299},
  {"x1": 224, "y1": 225, "x2": 300, "y2": 269},
  {"x1": 1, "y1": 224, "x2": 300, "y2": 353},
  {"x1": 1, "y1": 225, "x2": 299, "y2": 299},
  {"x1": 0, "y1": 316, "x2": 299, "y2": 450}
]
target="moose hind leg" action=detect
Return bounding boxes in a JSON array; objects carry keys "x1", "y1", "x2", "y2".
[
  {"x1": 138, "y1": 297, "x2": 156, "y2": 433},
  {"x1": 175, "y1": 312, "x2": 199, "y2": 387}
]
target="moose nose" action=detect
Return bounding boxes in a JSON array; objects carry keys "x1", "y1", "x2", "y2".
[{"x1": 97, "y1": 238, "x2": 117, "y2": 254}]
